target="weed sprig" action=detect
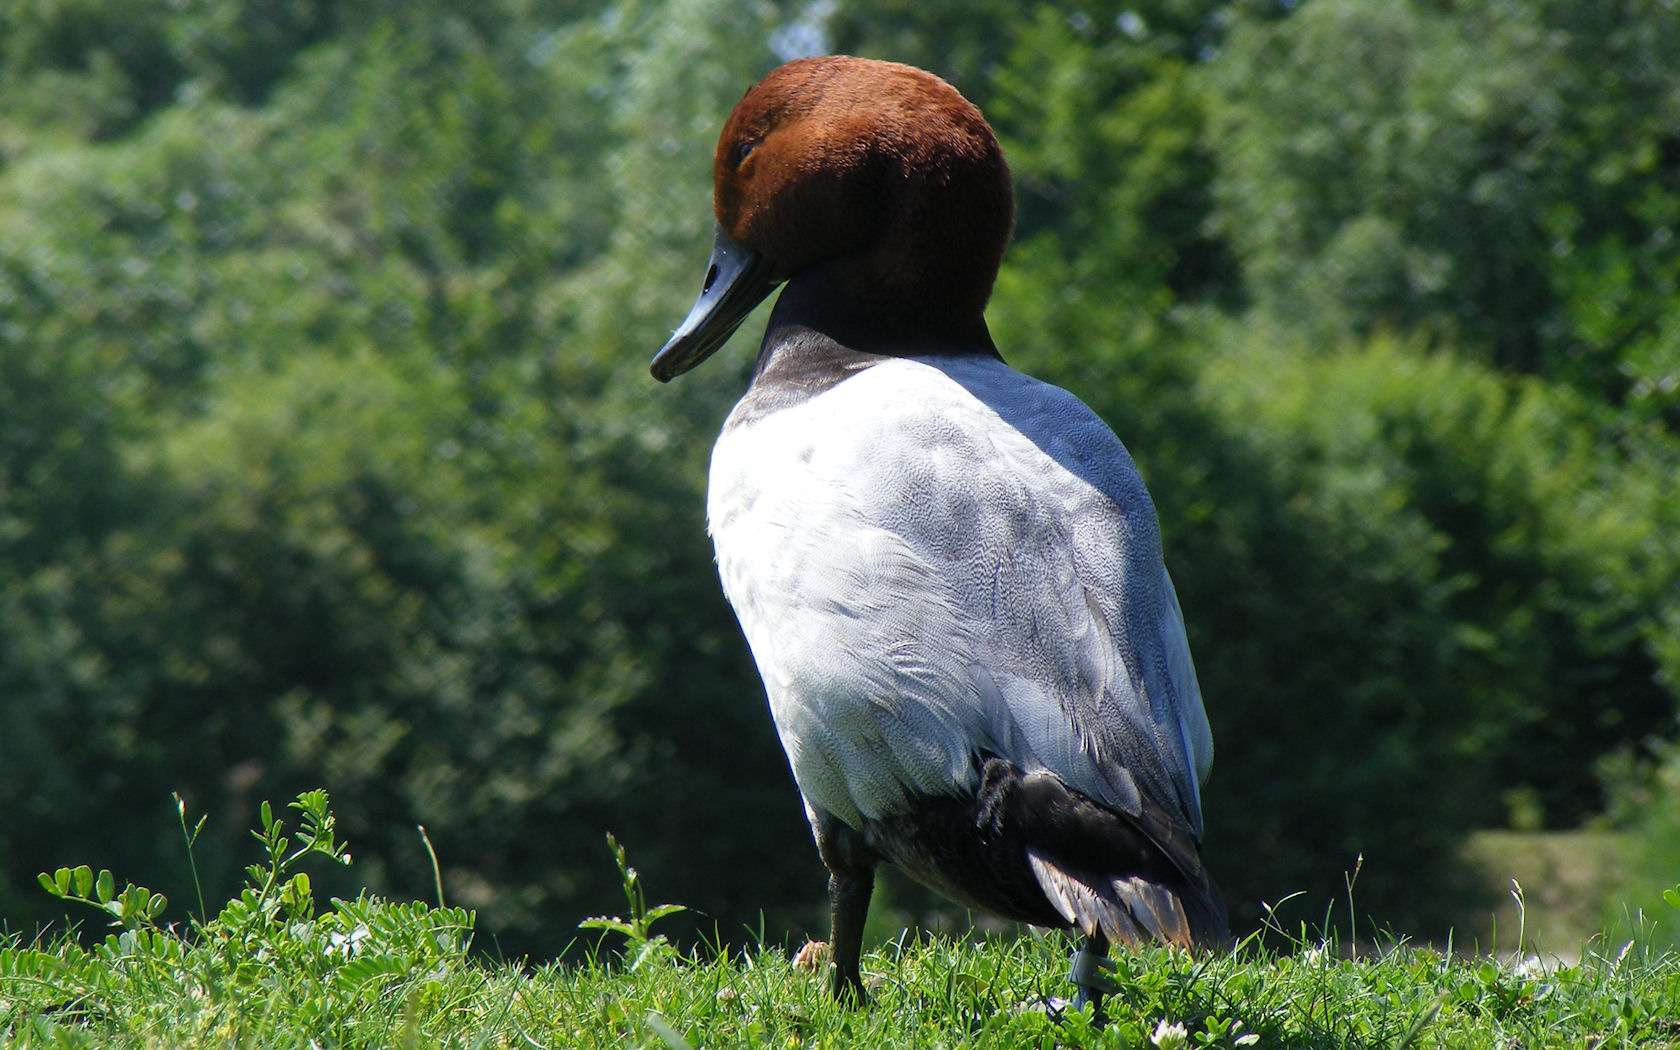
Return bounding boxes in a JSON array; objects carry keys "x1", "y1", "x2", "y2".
[{"x1": 11, "y1": 791, "x2": 473, "y2": 1045}]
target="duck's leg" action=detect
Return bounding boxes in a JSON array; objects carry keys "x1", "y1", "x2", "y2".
[
  {"x1": 811, "y1": 806, "x2": 878, "y2": 1005},
  {"x1": 828, "y1": 861, "x2": 876, "y2": 1004},
  {"x1": 1069, "y1": 932, "x2": 1118, "y2": 1022}
]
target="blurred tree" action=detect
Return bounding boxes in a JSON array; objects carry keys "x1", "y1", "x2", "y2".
[
  {"x1": 1194, "y1": 334, "x2": 1676, "y2": 857},
  {"x1": 0, "y1": 0, "x2": 338, "y2": 153},
  {"x1": 0, "y1": 0, "x2": 820, "y2": 954},
  {"x1": 1207, "y1": 0, "x2": 1680, "y2": 408}
]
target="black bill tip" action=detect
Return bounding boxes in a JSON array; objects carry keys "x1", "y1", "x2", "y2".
[{"x1": 652, "y1": 224, "x2": 780, "y2": 382}]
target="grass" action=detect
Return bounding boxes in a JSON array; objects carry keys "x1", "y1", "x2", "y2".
[{"x1": 3, "y1": 794, "x2": 1679, "y2": 1049}]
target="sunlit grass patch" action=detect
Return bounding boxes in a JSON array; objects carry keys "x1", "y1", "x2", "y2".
[{"x1": 2, "y1": 795, "x2": 1678, "y2": 1048}]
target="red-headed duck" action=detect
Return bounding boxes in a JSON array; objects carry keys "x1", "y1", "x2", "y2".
[{"x1": 652, "y1": 55, "x2": 1227, "y2": 1014}]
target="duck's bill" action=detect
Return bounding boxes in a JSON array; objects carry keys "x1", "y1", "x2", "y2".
[{"x1": 651, "y1": 224, "x2": 780, "y2": 382}]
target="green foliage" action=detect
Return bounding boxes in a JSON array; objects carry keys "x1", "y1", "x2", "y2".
[
  {"x1": 6, "y1": 792, "x2": 474, "y2": 1046},
  {"x1": 578, "y1": 832, "x2": 688, "y2": 970},
  {"x1": 1180, "y1": 333, "x2": 1679, "y2": 929},
  {"x1": 0, "y1": 0, "x2": 333, "y2": 152},
  {"x1": 1208, "y1": 0, "x2": 1680, "y2": 404},
  {"x1": 37, "y1": 865, "x2": 168, "y2": 932},
  {"x1": 0, "y1": 0, "x2": 814, "y2": 954},
  {"x1": 1203, "y1": 335, "x2": 1676, "y2": 815},
  {"x1": 1601, "y1": 740, "x2": 1680, "y2": 951},
  {"x1": 5, "y1": 830, "x2": 1680, "y2": 1047}
]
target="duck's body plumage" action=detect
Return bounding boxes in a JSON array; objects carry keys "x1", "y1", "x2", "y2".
[
  {"x1": 650, "y1": 55, "x2": 1227, "y2": 1010},
  {"x1": 711, "y1": 350, "x2": 1211, "y2": 838}
]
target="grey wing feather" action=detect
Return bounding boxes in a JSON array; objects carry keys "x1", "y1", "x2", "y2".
[{"x1": 933, "y1": 357, "x2": 1214, "y2": 839}]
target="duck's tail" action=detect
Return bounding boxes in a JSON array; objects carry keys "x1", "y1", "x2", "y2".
[{"x1": 1027, "y1": 847, "x2": 1229, "y2": 951}]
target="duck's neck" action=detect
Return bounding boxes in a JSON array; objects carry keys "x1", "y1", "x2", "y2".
[
  {"x1": 725, "y1": 265, "x2": 1000, "y2": 428},
  {"x1": 754, "y1": 258, "x2": 1001, "y2": 378}
]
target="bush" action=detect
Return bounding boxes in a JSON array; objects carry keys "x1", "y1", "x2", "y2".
[{"x1": 1176, "y1": 331, "x2": 1678, "y2": 932}]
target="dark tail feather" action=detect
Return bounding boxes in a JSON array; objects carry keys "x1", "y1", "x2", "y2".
[{"x1": 1028, "y1": 848, "x2": 1229, "y2": 951}]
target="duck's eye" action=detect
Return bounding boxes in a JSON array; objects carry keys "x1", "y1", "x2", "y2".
[{"x1": 733, "y1": 140, "x2": 756, "y2": 166}]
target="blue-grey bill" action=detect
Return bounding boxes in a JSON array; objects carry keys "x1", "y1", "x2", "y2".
[{"x1": 651, "y1": 224, "x2": 780, "y2": 382}]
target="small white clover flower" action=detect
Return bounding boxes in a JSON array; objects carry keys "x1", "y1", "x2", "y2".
[
  {"x1": 1150, "y1": 1019, "x2": 1189, "y2": 1050},
  {"x1": 1510, "y1": 955, "x2": 1547, "y2": 980}
]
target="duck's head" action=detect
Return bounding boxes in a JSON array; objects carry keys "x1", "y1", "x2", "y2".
[{"x1": 651, "y1": 56, "x2": 1014, "y2": 382}]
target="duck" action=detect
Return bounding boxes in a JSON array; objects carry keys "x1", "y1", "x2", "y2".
[{"x1": 650, "y1": 55, "x2": 1228, "y2": 1013}]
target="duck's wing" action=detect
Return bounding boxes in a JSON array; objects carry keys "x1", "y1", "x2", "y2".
[{"x1": 927, "y1": 354, "x2": 1212, "y2": 836}]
